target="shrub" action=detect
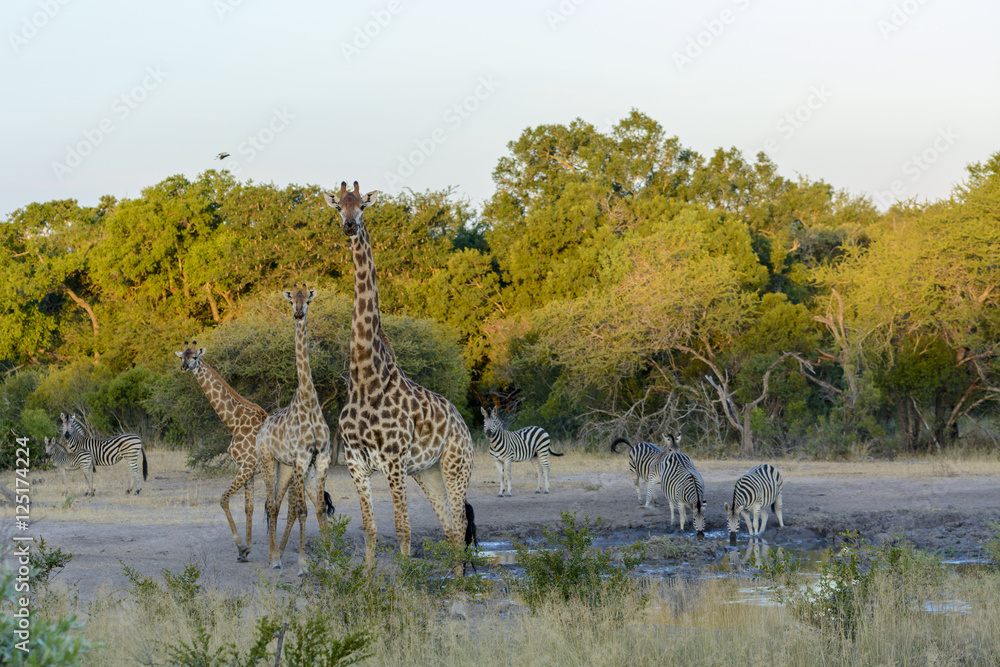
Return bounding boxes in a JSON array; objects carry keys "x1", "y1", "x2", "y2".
[{"x1": 509, "y1": 512, "x2": 645, "y2": 612}]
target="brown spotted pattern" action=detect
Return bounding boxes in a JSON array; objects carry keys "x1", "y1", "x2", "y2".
[
  {"x1": 256, "y1": 286, "x2": 332, "y2": 574},
  {"x1": 175, "y1": 342, "x2": 273, "y2": 562},
  {"x1": 325, "y1": 181, "x2": 475, "y2": 575}
]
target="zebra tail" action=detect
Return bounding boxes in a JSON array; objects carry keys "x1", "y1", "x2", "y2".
[
  {"x1": 142, "y1": 449, "x2": 148, "y2": 481},
  {"x1": 610, "y1": 438, "x2": 632, "y2": 454},
  {"x1": 549, "y1": 447, "x2": 564, "y2": 457}
]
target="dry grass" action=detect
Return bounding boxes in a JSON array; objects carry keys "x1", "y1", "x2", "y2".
[{"x1": 37, "y1": 563, "x2": 1000, "y2": 666}]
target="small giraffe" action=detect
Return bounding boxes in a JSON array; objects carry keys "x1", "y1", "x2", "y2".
[
  {"x1": 175, "y1": 341, "x2": 274, "y2": 562},
  {"x1": 257, "y1": 285, "x2": 333, "y2": 574},
  {"x1": 324, "y1": 181, "x2": 476, "y2": 576}
]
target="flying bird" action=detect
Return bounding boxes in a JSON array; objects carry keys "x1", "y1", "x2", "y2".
[{"x1": 216, "y1": 152, "x2": 230, "y2": 160}]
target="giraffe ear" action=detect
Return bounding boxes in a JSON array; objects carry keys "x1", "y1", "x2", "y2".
[
  {"x1": 282, "y1": 290, "x2": 293, "y2": 302},
  {"x1": 175, "y1": 350, "x2": 184, "y2": 358},
  {"x1": 197, "y1": 347, "x2": 206, "y2": 357},
  {"x1": 308, "y1": 288, "x2": 317, "y2": 301},
  {"x1": 323, "y1": 192, "x2": 341, "y2": 209},
  {"x1": 361, "y1": 190, "x2": 379, "y2": 208}
]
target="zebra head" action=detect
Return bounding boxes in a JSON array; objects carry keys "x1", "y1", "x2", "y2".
[
  {"x1": 691, "y1": 474, "x2": 706, "y2": 537},
  {"x1": 283, "y1": 284, "x2": 316, "y2": 321},
  {"x1": 58, "y1": 412, "x2": 73, "y2": 441},
  {"x1": 480, "y1": 407, "x2": 502, "y2": 439},
  {"x1": 44, "y1": 436, "x2": 55, "y2": 459},
  {"x1": 723, "y1": 501, "x2": 741, "y2": 542},
  {"x1": 175, "y1": 341, "x2": 206, "y2": 373},
  {"x1": 663, "y1": 433, "x2": 682, "y2": 451}
]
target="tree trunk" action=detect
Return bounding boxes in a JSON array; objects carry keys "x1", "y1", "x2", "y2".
[
  {"x1": 897, "y1": 396, "x2": 912, "y2": 451},
  {"x1": 204, "y1": 283, "x2": 220, "y2": 322},
  {"x1": 934, "y1": 392, "x2": 948, "y2": 446},
  {"x1": 0, "y1": 480, "x2": 17, "y2": 505},
  {"x1": 740, "y1": 406, "x2": 754, "y2": 457}
]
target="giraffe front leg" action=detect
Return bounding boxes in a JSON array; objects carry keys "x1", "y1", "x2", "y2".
[
  {"x1": 269, "y1": 461, "x2": 295, "y2": 569},
  {"x1": 386, "y1": 467, "x2": 411, "y2": 557},
  {"x1": 348, "y1": 463, "x2": 377, "y2": 566},
  {"x1": 243, "y1": 474, "x2": 254, "y2": 562},
  {"x1": 311, "y1": 446, "x2": 332, "y2": 532},
  {"x1": 221, "y1": 464, "x2": 254, "y2": 562}
]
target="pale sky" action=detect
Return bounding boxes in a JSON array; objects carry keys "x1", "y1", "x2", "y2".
[{"x1": 2, "y1": 0, "x2": 998, "y2": 218}]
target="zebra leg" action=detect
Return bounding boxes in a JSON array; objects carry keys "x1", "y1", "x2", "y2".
[
  {"x1": 740, "y1": 509, "x2": 753, "y2": 537},
  {"x1": 644, "y1": 472, "x2": 656, "y2": 508},
  {"x1": 493, "y1": 458, "x2": 504, "y2": 497},
  {"x1": 504, "y1": 459, "x2": 513, "y2": 497},
  {"x1": 774, "y1": 491, "x2": 784, "y2": 528},
  {"x1": 633, "y1": 469, "x2": 643, "y2": 505},
  {"x1": 541, "y1": 451, "x2": 551, "y2": 494},
  {"x1": 678, "y1": 503, "x2": 687, "y2": 532},
  {"x1": 126, "y1": 458, "x2": 139, "y2": 495},
  {"x1": 534, "y1": 454, "x2": 544, "y2": 494},
  {"x1": 759, "y1": 507, "x2": 770, "y2": 536}
]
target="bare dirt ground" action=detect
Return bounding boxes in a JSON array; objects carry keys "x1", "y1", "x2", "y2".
[{"x1": 3, "y1": 450, "x2": 998, "y2": 606}]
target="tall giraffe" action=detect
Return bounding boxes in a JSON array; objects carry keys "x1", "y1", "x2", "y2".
[
  {"x1": 257, "y1": 285, "x2": 333, "y2": 574},
  {"x1": 175, "y1": 341, "x2": 273, "y2": 562},
  {"x1": 324, "y1": 181, "x2": 476, "y2": 576}
]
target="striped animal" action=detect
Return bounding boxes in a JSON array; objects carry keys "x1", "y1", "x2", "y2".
[
  {"x1": 724, "y1": 464, "x2": 784, "y2": 540},
  {"x1": 481, "y1": 407, "x2": 563, "y2": 496},
  {"x1": 44, "y1": 436, "x2": 96, "y2": 497},
  {"x1": 659, "y1": 448, "x2": 706, "y2": 535},
  {"x1": 610, "y1": 434, "x2": 680, "y2": 507},
  {"x1": 59, "y1": 413, "x2": 148, "y2": 495}
]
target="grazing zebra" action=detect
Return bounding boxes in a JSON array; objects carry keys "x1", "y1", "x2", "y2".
[
  {"x1": 481, "y1": 407, "x2": 563, "y2": 496},
  {"x1": 44, "y1": 436, "x2": 96, "y2": 497},
  {"x1": 59, "y1": 413, "x2": 148, "y2": 495},
  {"x1": 659, "y1": 449, "x2": 706, "y2": 535},
  {"x1": 610, "y1": 434, "x2": 681, "y2": 507},
  {"x1": 724, "y1": 464, "x2": 784, "y2": 541}
]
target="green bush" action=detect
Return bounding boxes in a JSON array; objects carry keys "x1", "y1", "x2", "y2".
[
  {"x1": 0, "y1": 418, "x2": 43, "y2": 473},
  {"x1": 509, "y1": 512, "x2": 646, "y2": 612},
  {"x1": 754, "y1": 531, "x2": 943, "y2": 639}
]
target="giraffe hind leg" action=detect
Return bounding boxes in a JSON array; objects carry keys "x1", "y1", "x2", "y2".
[{"x1": 221, "y1": 463, "x2": 255, "y2": 561}]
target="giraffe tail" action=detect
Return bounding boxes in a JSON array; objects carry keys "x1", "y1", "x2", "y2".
[
  {"x1": 323, "y1": 491, "x2": 335, "y2": 518},
  {"x1": 142, "y1": 449, "x2": 148, "y2": 481},
  {"x1": 464, "y1": 502, "x2": 479, "y2": 549}
]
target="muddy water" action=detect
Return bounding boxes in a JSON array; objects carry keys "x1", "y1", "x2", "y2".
[{"x1": 478, "y1": 530, "x2": 982, "y2": 615}]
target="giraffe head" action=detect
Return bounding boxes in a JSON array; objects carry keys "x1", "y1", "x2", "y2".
[
  {"x1": 282, "y1": 284, "x2": 316, "y2": 320},
  {"x1": 175, "y1": 341, "x2": 206, "y2": 372},
  {"x1": 481, "y1": 407, "x2": 502, "y2": 438},
  {"x1": 323, "y1": 181, "x2": 378, "y2": 237}
]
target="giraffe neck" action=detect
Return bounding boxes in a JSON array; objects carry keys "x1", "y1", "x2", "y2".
[
  {"x1": 292, "y1": 316, "x2": 319, "y2": 406},
  {"x1": 193, "y1": 361, "x2": 260, "y2": 429},
  {"x1": 349, "y1": 226, "x2": 395, "y2": 389}
]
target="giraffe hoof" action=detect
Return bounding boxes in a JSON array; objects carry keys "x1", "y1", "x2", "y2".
[
  {"x1": 237, "y1": 555, "x2": 249, "y2": 563},
  {"x1": 535, "y1": 490, "x2": 540, "y2": 494},
  {"x1": 497, "y1": 493, "x2": 503, "y2": 498},
  {"x1": 271, "y1": 563, "x2": 281, "y2": 570},
  {"x1": 544, "y1": 491, "x2": 549, "y2": 494}
]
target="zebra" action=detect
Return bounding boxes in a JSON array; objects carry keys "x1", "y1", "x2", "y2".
[
  {"x1": 724, "y1": 464, "x2": 784, "y2": 542},
  {"x1": 59, "y1": 413, "x2": 148, "y2": 495},
  {"x1": 610, "y1": 434, "x2": 681, "y2": 507},
  {"x1": 44, "y1": 436, "x2": 96, "y2": 497},
  {"x1": 659, "y1": 449, "x2": 706, "y2": 535},
  {"x1": 481, "y1": 407, "x2": 563, "y2": 496}
]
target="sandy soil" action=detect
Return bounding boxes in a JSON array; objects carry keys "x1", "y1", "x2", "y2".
[{"x1": 3, "y1": 450, "x2": 998, "y2": 606}]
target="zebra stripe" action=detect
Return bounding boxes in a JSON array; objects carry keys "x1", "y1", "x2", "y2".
[
  {"x1": 481, "y1": 407, "x2": 562, "y2": 496},
  {"x1": 611, "y1": 437, "x2": 675, "y2": 507},
  {"x1": 59, "y1": 413, "x2": 148, "y2": 495},
  {"x1": 724, "y1": 464, "x2": 784, "y2": 540},
  {"x1": 45, "y1": 436, "x2": 96, "y2": 497},
  {"x1": 659, "y1": 449, "x2": 706, "y2": 534}
]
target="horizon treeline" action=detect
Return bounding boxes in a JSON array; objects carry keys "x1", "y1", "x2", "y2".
[{"x1": 2, "y1": 110, "x2": 998, "y2": 465}]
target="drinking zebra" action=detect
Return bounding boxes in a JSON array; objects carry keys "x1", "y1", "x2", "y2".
[
  {"x1": 59, "y1": 413, "x2": 148, "y2": 495},
  {"x1": 724, "y1": 463, "x2": 784, "y2": 542},
  {"x1": 610, "y1": 434, "x2": 680, "y2": 507},
  {"x1": 44, "y1": 436, "x2": 96, "y2": 497},
  {"x1": 659, "y1": 449, "x2": 706, "y2": 535},
  {"x1": 481, "y1": 407, "x2": 563, "y2": 496}
]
